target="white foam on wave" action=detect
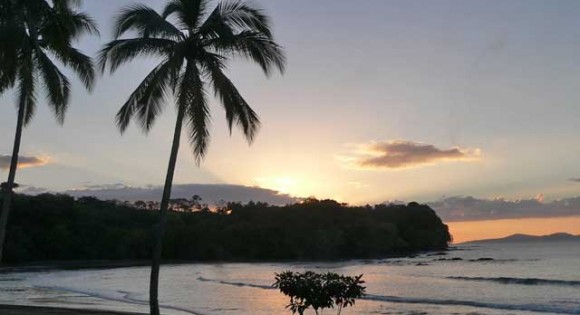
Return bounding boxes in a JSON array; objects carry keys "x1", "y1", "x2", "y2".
[
  {"x1": 33, "y1": 285, "x2": 204, "y2": 315},
  {"x1": 196, "y1": 276, "x2": 273, "y2": 290},
  {"x1": 447, "y1": 276, "x2": 580, "y2": 287},
  {"x1": 363, "y1": 294, "x2": 580, "y2": 315}
]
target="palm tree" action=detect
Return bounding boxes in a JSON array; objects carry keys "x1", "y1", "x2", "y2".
[
  {"x1": 0, "y1": 0, "x2": 98, "y2": 263},
  {"x1": 98, "y1": 0, "x2": 285, "y2": 314}
]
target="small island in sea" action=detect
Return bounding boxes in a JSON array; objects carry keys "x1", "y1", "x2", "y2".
[{"x1": 462, "y1": 232, "x2": 580, "y2": 245}]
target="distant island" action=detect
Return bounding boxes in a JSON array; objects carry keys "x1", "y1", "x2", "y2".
[
  {"x1": 1, "y1": 194, "x2": 451, "y2": 264},
  {"x1": 462, "y1": 233, "x2": 580, "y2": 245}
]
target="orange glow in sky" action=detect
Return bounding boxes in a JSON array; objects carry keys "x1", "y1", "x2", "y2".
[
  {"x1": 253, "y1": 176, "x2": 305, "y2": 196},
  {"x1": 448, "y1": 216, "x2": 580, "y2": 243}
]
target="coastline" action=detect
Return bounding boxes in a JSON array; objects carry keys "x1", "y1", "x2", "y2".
[
  {"x1": 0, "y1": 260, "x2": 153, "y2": 274},
  {"x1": 0, "y1": 305, "x2": 145, "y2": 315},
  {"x1": 0, "y1": 249, "x2": 442, "y2": 273}
]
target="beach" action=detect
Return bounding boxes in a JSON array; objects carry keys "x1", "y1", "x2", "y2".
[{"x1": 0, "y1": 305, "x2": 143, "y2": 315}]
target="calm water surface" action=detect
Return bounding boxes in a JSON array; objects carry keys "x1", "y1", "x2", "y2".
[{"x1": 0, "y1": 241, "x2": 579, "y2": 315}]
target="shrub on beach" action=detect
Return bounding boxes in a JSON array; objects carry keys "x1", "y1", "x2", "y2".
[{"x1": 273, "y1": 271, "x2": 366, "y2": 315}]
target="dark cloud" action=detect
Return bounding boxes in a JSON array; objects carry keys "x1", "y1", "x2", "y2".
[
  {"x1": 15, "y1": 185, "x2": 50, "y2": 195},
  {"x1": 428, "y1": 196, "x2": 580, "y2": 222},
  {"x1": 342, "y1": 140, "x2": 480, "y2": 170},
  {"x1": 62, "y1": 183, "x2": 297, "y2": 205},
  {"x1": 80, "y1": 183, "x2": 127, "y2": 190},
  {"x1": 0, "y1": 155, "x2": 49, "y2": 170},
  {"x1": 570, "y1": 178, "x2": 580, "y2": 183}
]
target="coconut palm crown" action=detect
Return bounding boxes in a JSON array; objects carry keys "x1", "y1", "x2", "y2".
[
  {"x1": 99, "y1": 0, "x2": 285, "y2": 161},
  {"x1": 0, "y1": 0, "x2": 97, "y2": 124}
]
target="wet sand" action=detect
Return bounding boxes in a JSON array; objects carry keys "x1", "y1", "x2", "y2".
[{"x1": 0, "y1": 305, "x2": 145, "y2": 315}]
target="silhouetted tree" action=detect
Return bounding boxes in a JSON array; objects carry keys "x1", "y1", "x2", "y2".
[
  {"x1": 274, "y1": 271, "x2": 366, "y2": 315},
  {"x1": 98, "y1": 1, "x2": 285, "y2": 313},
  {"x1": 2, "y1": 194, "x2": 451, "y2": 264},
  {"x1": 0, "y1": 0, "x2": 98, "y2": 263}
]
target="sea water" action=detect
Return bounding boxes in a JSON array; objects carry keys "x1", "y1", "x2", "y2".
[{"x1": 0, "y1": 241, "x2": 579, "y2": 315}]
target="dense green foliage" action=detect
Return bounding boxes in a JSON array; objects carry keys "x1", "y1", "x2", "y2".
[
  {"x1": 274, "y1": 271, "x2": 366, "y2": 315},
  {"x1": 1, "y1": 194, "x2": 450, "y2": 264}
]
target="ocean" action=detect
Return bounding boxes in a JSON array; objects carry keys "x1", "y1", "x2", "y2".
[{"x1": 0, "y1": 241, "x2": 579, "y2": 315}]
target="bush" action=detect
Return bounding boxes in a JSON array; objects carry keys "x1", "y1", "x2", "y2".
[{"x1": 273, "y1": 271, "x2": 366, "y2": 315}]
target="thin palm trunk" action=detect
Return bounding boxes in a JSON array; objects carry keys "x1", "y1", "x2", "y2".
[
  {"x1": 149, "y1": 106, "x2": 186, "y2": 315},
  {"x1": 0, "y1": 99, "x2": 26, "y2": 264},
  {"x1": 101, "y1": 3, "x2": 284, "y2": 313}
]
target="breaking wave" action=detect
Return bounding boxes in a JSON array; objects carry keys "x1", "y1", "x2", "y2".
[
  {"x1": 196, "y1": 276, "x2": 274, "y2": 290},
  {"x1": 34, "y1": 285, "x2": 202, "y2": 315},
  {"x1": 448, "y1": 276, "x2": 580, "y2": 287},
  {"x1": 363, "y1": 294, "x2": 580, "y2": 314}
]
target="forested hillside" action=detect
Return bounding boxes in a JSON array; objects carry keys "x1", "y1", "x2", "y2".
[{"x1": 2, "y1": 194, "x2": 450, "y2": 263}]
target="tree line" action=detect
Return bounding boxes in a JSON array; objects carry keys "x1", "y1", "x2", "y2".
[{"x1": 1, "y1": 194, "x2": 450, "y2": 263}]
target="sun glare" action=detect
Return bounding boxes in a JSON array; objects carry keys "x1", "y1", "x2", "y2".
[{"x1": 254, "y1": 176, "x2": 300, "y2": 195}]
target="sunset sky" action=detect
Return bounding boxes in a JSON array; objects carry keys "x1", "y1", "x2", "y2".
[{"x1": 2, "y1": 0, "x2": 580, "y2": 242}]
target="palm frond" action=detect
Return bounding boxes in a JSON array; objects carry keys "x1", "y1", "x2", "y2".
[
  {"x1": 114, "y1": 4, "x2": 182, "y2": 40},
  {"x1": 35, "y1": 48, "x2": 71, "y2": 124},
  {"x1": 162, "y1": 0, "x2": 183, "y2": 23},
  {"x1": 38, "y1": 1, "x2": 99, "y2": 50},
  {"x1": 49, "y1": 45, "x2": 95, "y2": 91},
  {"x1": 17, "y1": 57, "x2": 37, "y2": 126},
  {"x1": 0, "y1": 0, "x2": 25, "y2": 92},
  {"x1": 52, "y1": 0, "x2": 82, "y2": 10},
  {"x1": 163, "y1": 0, "x2": 207, "y2": 30},
  {"x1": 180, "y1": 63, "x2": 210, "y2": 163},
  {"x1": 207, "y1": 30, "x2": 285, "y2": 76},
  {"x1": 116, "y1": 56, "x2": 183, "y2": 133},
  {"x1": 98, "y1": 38, "x2": 176, "y2": 74},
  {"x1": 200, "y1": 0, "x2": 272, "y2": 39},
  {"x1": 202, "y1": 53, "x2": 259, "y2": 142},
  {"x1": 0, "y1": 26, "x2": 24, "y2": 93},
  {"x1": 60, "y1": 11, "x2": 100, "y2": 38}
]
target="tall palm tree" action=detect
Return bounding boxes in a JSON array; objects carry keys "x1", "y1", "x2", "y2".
[
  {"x1": 99, "y1": 0, "x2": 285, "y2": 313},
  {"x1": 0, "y1": 0, "x2": 98, "y2": 263}
]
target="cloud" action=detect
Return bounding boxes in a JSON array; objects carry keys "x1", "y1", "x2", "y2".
[
  {"x1": 428, "y1": 196, "x2": 580, "y2": 222},
  {"x1": 570, "y1": 178, "x2": 580, "y2": 183},
  {"x1": 80, "y1": 183, "x2": 127, "y2": 190},
  {"x1": 339, "y1": 140, "x2": 481, "y2": 170},
  {"x1": 61, "y1": 183, "x2": 298, "y2": 205},
  {"x1": 15, "y1": 185, "x2": 50, "y2": 195},
  {"x1": 0, "y1": 155, "x2": 49, "y2": 170}
]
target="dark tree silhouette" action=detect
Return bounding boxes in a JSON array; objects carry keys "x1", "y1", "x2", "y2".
[
  {"x1": 0, "y1": 0, "x2": 98, "y2": 263},
  {"x1": 3, "y1": 195, "x2": 451, "y2": 264},
  {"x1": 98, "y1": 1, "x2": 285, "y2": 313},
  {"x1": 274, "y1": 271, "x2": 366, "y2": 315}
]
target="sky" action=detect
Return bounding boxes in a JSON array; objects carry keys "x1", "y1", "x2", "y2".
[{"x1": 2, "y1": 0, "x2": 580, "y2": 242}]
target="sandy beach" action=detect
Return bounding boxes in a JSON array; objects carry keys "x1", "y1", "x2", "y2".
[{"x1": 0, "y1": 305, "x2": 144, "y2": 315}]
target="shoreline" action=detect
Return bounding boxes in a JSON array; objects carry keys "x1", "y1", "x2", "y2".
[
  {"x1": 0, "y1": 260, "x2": 153, "y2": 274},
  {"x1": 0, "y1": 248, "x2": 454, "y2": 274},
  {"x1": 0, "y1": 304, "x2": 145, "y2": 315}
]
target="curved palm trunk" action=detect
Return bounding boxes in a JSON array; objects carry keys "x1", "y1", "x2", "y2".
[
  {"x1": 150, "y1": 106, "x2": 186, "y2": 315},
  {"x1": 0, "y1": 101, "x2": 26, "y2": 264}
]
